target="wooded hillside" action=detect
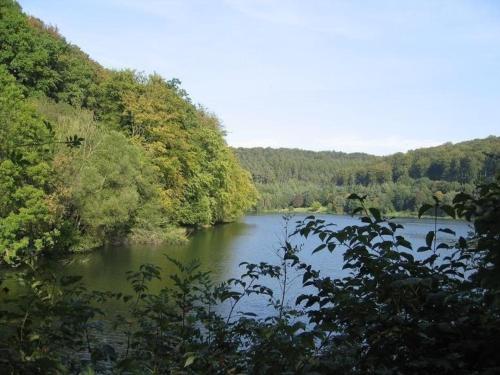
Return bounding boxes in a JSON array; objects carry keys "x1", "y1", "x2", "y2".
[
  {"x1": 235, "y1": 137, "x2": 499, "y2": 213},
  {"x1": 0, "y1": 0, "x2": 257, "y2": 260}
]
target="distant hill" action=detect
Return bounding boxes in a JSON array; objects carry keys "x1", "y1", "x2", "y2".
[{"x1": 234, "y1": 136, "x2": 499, "y2": 213}]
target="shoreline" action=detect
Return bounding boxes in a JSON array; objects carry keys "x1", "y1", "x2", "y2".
[{"x1": 249, "y1": 208, "x2": 459, "y2": 221}]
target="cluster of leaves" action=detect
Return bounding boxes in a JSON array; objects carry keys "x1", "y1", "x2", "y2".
[
  {"x1": 1, "y1": 177, "x2": 498, "y2": 373},
  {"x1": 0, "y1": 267, "x2": 119, "y2": 374},
  {"x1": 235, "y1": 139, "x2": 499, "y2": 213}
]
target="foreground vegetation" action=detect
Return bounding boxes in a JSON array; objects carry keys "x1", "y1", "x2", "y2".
[
  {"x1": 235, "y1": 138, "x2": 499, "y2": 215},
  {"x1": 0, "y1": 177, "x2": 499, "y2": 374},
  {"x1": 1, "y1": 2, "x2": 499, "y2": 371},
  {"x1": 0, "y1": 0, "x2": 257, "y2": 261}
]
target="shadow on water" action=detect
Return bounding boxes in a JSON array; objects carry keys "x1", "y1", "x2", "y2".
[{"x1": 51, "y1": 220, "x2": 253, "y2": 295}]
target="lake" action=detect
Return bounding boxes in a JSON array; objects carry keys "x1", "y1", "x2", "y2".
[{"x1": 47, "y1": 213, "x2": 471, "y2": 318}]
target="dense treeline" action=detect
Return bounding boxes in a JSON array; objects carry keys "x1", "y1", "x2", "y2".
[
  {"x1": 0, "y1": 0, "x2": 257, "y2": 261},
  {"x1": 235, "y1": 138, "x2": 499, "y2": 214}
]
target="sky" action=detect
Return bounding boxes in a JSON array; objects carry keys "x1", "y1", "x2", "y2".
[{"x1": 19, "y1": 0, "x2": 500, "y2": 155}]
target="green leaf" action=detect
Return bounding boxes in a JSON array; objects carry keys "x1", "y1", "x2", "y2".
[
  {"x1": 418, "y1": 203, "x2": 433, "y2": 218},
  {"x1": 28, "y1": 334, "x2": 40, "y2": 342},
  {"x1": 369, "y1": 207, "x2": 382, "y2": 221},
  {"x1": 458, "y1": 237, "x2": 468, "y2": 249},
  {"x1": 184, "y1": 355, "x2": 196, "y2": 367},
  {"x1": 440, "y1": 205, "x2": 456, "y2": 219},
  {"x1": 400, "y1": 252, "x2": 414, "y2": 262},
  {"x1": 312, "y1": 243, "x2": 326, "y2": 254},
  {"x1": 438, "y1": 228, "x2": 455, "y2": 235},
  {"x1": 242, "y1": 312, "x2": 257, "y2": 317},
  {"x1": 452, "y1": 192, "x2": 470, "y2": 204},
  {"x1": 351, "y1": 207, "x2": 363, "y2": 215},
  {"x1": 425, "y1": 231, "x2": 435, "y2": 248},
  {"x1": 396, "y1": 236, "x2": 412, "y2": 250}
]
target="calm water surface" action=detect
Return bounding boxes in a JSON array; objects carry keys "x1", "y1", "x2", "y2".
[{"x1": 49, "y1": 214, "x2": 471, "y2": 317}]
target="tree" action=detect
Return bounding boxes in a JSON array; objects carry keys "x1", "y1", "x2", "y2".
[{"x1": 0, "y1": 66, "x2": 65, "y2": 262}]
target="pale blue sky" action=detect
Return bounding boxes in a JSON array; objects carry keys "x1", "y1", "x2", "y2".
[{"x1": 19, "y1": 0, "x2": 500, "y2": 155}]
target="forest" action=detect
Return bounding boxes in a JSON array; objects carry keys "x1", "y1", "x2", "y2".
[
  {"x1": 0, "y1": 0, "x2": 257, "y2": 262},
  {"x1": 1, "y1": 1, "x2": 500, "y2": 373},
  {"x1": 235, "y1": 137, "x2": 499, "y2": 214}
]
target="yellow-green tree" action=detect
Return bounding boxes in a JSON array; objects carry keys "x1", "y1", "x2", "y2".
[{"x1": 120, "y1": 73, "x2": 257, "y2": 226}]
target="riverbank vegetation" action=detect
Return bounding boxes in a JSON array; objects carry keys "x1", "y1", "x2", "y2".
[
  {"x1": 0, "y1": 0, "x2": 257, "y2": 261},
  {"x1": 235, "y1": 138, "x2": 499, "y2": 215},
  {"x1": 1, "y1": 177, "x2": 498, "y2": 374},
  {"x1": 1, "y1": 1, "x2": 500, "y2": 373}
]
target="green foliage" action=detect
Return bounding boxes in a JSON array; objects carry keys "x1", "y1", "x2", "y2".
[
  {"x1": 310, "y1": 200, "x2": 322, "y2": 212},
  {"x1": 289, "y1": 181, "x2": 500, "y2": 373},
  {"x1": 0, "y1": 265, "x2": 119, "y2": 373},
  {"x1": 1, "y1": 178, "x2": 499, "y2": 373},
  {"x1": 453, "y1": 179, "x2": 500, "y2": 296},
  {"x1": 235, "y1": 139, "x2": 499, "y2": 214},
  {"x1": 0, "y1": 0, "x2": 102, "y2": 106},
  {"x1": 108, "y1": 72, "x2": 258, "y2": 226},
  {"x1": 36, "y1": 100, "x2": 179, "y2": 249},
  {"x1": 0, "y1": 2, "x2": 499, "y2": 373},
  {"x1": 71, "y1": 132, "x2": 162, "y2": 246},
  {"x1": 0, "y1": 2, "x2": 257, "y2": 255},
  {"x1": 0, "y1": 66, "x2": 68, "y2": 263}
]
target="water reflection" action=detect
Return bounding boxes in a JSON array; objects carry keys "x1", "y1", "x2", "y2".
[
  {"x1": 52, "y1": 219, "x2": 252, "y2": 294},
  {"x1": 41, "y1": 214, "x2": 471, "y2": 314},
  {"x1": 3, "y1": 213, "x2": 472, "y2": 320}
]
